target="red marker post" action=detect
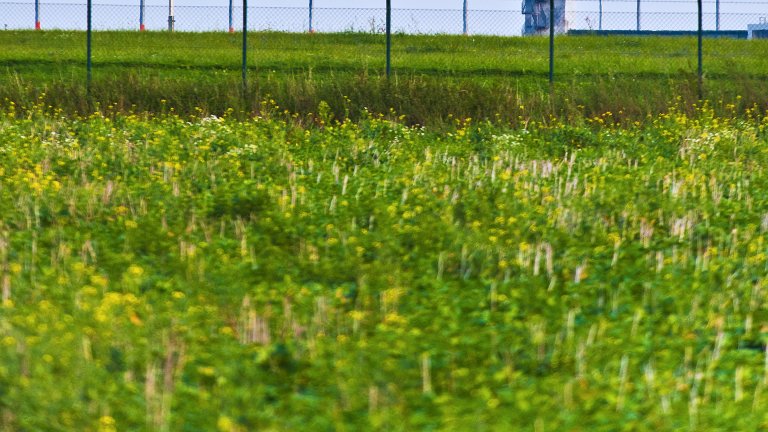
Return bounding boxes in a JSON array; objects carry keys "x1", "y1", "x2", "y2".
[
  {"x1": 35, "y1": 0, "x2": 41, "y2": 29},
  {"x1": 139, "y1": 0, "x2": 145, "y2": 30},
  {"x1": 229, "y1": 0, "x2": 234, "y2": 32}
]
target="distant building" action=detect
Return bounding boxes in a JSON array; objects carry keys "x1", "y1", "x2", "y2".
[
  {"x1": 747, "y1": 19, "x2": 768, "y2": 39},
  {"x1": 522, "y1": 0, "x2": 567, "y2": 36}
]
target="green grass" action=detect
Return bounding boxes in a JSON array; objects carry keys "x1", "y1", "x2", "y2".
[
  {"x1": 3, "y1": 32, "x2": 768, "y2": 430},
  {"x1": 3, "y1": 30, "x2": 768, "y2": 124}
]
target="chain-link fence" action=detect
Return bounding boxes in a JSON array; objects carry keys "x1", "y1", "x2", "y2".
[
  {"x1": 3, "y1": 0, "x2": 768, "y2": 117},
  {"x1": 3, "y1": 1, "x2": 768, "y2": 35}
]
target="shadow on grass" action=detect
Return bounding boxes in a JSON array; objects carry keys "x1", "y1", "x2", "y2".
[{"x1": 5, "y1": 58, "x2": 767, "y2": 81}]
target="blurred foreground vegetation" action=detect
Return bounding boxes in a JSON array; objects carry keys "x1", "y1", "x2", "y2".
[{"x1": 1, "y1": 101, "x2": 768, "y2": 430}]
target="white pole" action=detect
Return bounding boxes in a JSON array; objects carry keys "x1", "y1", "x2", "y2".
[{"x1": 168, "y1": 0, "x2": 175, "y2": 31}]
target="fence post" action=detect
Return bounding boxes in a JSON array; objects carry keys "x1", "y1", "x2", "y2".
[
  {"x1": 462, "y1": 0, "x2": 468, "y2": 35},
  {"x1": 698, "y1": 0, "x2": 703, "y2": 99},
  {"x1": 636, "y1": 0, "x2": 640, "y2": 31},
  {"x1": 87, "y1": 0, "x2": 92, "y2": 105},
  {"x1": 242, "y1": 0, "x2": 248, "y2": 100},
  {"x1": 140, "y1": 0, "x2": 145, "y2": 31},
  {"x1": 35, "y1": 0, "x2": 41, "y2": 29},
  {"x1": 386, "y1": 0, "x2": 391, "y2": 77},
  {"x1": 549, "y1": 0, "x2": 554, "y2": 84},
  {"x1": 168, "y1": 0, "x2": 175, "y2": 31},
  {"x1": 598, "y1": 0, "x2": 602, "y2": 31},
  {"x1": 309, "y1": 0, "x2": 314, "y2": 32},
  {"x1": 229, "y1": 0, "x2": 234, "y2": 32},
  {"x1": 716, "y1": 0, "x2": 720, "y2": 32}
]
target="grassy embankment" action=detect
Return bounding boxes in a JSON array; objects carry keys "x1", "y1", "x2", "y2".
[{"x1": 3, "y1": 30, "x2": 768, "y2": 124}]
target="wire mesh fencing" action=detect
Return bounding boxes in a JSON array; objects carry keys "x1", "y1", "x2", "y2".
[
  {"x1": 3, "y1": 0, "x2": 768, "y2": 115},
  {"x1": 3, "y1": 1, "x2": 768, "y2": 34}
]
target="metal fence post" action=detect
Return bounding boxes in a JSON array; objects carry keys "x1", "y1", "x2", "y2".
[
  {"x1": 35, "y1": 0, "x2": 41, "y2": 29},
  {"x1": 309, "y1": 0, "x2": 314, "y2": 33},
  {"x1": 716, "y1": 0, "x2": 720, "y2": 32},
  {"x1": 598, "y1": 0, "x2": 602, "y2": 31},
  {"x1": 549, "y1": 0, "x2": 554, "y2": 84},
  {"x1": 87, "y1": 0, "x2": 92, "y2": 104},
  {"x1": 636, "y1": 0, "x2": 640, "y2": 31},
  {"x1": 386, "y1": 0, "x2": 391, "y2": 77},
  {"x1": 168, "y1": 0, "x2": 175, "y2": 31},
  {"x1": 462, "y1": 0, "x2": 468, "y2": 35},
  {"x1": 698, "y1": 0, "x2": 703, "y2": 99},
  {"x1": 140, "y1": 0, "x2": 145, "y2": 31},
  {"x1": 228, "y1": 0, "x2": 234, "y2": 32},
  {"x1": 242, "y1": 0, "x2": 248, "y2": 98}
]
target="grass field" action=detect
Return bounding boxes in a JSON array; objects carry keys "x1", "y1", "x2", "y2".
[
  {"x1": 3, "y1": 30, "x2": 768, "y2": 124},
  {"x1": 1, "y1": 102, "x2": 768, "y2": 430},
  {"x1": 3, "y1": 30, "x2": 768, "y2": 431}
]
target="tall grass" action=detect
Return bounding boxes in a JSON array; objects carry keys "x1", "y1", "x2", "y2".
[{"x1": 2, "y1": 30, "x2": 768, "y2": 124}]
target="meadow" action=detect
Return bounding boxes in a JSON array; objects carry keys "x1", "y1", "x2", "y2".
[
  {"x1": 3, "y1": 30, "x2": 768, "y2": 124},
  {"x1": 1, "y1": 101, "x2": 768, "y2": 430},
  {"x1": 3, "y1": 30, "x2": 768, "y2": 431}
]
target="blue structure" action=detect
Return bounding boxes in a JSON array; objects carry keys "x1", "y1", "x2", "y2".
[{"x1": 522, "y1": 0, "x2": 566, "y2": 36}]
